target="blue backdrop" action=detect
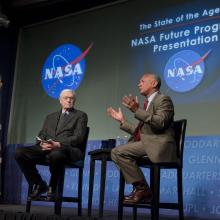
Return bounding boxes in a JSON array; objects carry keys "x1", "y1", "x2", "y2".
[{"x1": 4, "y1": 135, "x2": 220, "y2": 219}]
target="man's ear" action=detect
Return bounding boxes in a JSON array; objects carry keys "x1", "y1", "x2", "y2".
[{"x1": 153, "y1": 80, "x2": 159, "y2": 88}]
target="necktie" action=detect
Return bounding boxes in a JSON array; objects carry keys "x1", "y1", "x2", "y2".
[
  {"x1": 133, "y1": 99, "x2": 148, "y2": 141},
  {"x1": 56, "y1": 112, "x2": 68, "y2": 133},
  {"x1": 144, "y1": 99, "x2": 149, "y2": 110}
]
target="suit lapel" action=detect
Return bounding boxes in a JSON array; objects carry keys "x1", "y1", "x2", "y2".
[
  {"x1": 147, "y1": 92, "x2": 161, "y2": 113},
  {"x1": 56, "y1": 109, "x2": 76, "y2": 135},
  {"x1": 147, "y1": 102, "x2": 154, "y2": 112},
  {"x1": 63, "y1": 110, "x2": 75, "y2": 128},
  {"x1": 51, "y1": 111, "x2": 61, "y2": 136}
]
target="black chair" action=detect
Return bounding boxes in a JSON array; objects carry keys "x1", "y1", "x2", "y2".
[
  {"x1": 26, "y1": 127, "x2": 90, "y2": 215},
  {"x1": 118, "y1": 119, "x2": 187, "y2": 220}
]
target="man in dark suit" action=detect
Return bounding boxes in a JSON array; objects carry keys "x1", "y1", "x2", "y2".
[
  {"x1": 15, "y1": 89, "x2": 88, "y2": 200},
  {"x1": 107, "y1": 73, "x2": 176, "y2": 204}
]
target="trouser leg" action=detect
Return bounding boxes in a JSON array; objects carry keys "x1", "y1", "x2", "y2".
[
  {"x1": 47, "y1": 147, "x2": 82, "y2": 191},
  {"x1": 15, "y1": 145, "x2": 47, "y2": 185},
  {"x1": 47, "y1": 149, "x2": 66, "y2": 190},
  {"x1": 111, "y1": 141, "x2": 147, "y2": 184}
]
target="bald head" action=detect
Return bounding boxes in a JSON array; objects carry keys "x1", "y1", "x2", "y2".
[
  {"x1": 142, "y1": 73, "x2": 161, "y2": 89},
  {"x1": 138, "y1": 73, "x2": 161, "y2": 96}
]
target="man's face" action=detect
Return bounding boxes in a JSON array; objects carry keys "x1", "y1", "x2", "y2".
[
  {"x1": 59, "y1": 91, "x2": 75, "y2": 110},
  {"x1": 138, "y1": 75, "x2": 155, "y2": 96}
]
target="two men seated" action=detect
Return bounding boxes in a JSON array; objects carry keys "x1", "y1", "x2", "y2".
[{"x1": 15, "y1": 73, "x2": 176, "y2": 205}]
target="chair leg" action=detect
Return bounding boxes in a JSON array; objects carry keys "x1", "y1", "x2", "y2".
[
  {"x1": 133, "y1": 207, "x2": 137, "y2": 220},
  {"x1": 150, "y1": 168, "x2": 154, "y2": 220},
  {"x1": 177, "y1": 168, "x2": 184, "y2": 220},
  {"x1": 26, "y1": 185, "x2": 33, "y2": 213},
  {"x1": 99, "y1": 158, "x2": 107, "y2": 218},
  {"x1": 78, "y1": 167, "x2": 83, "y2": 216},
  {"x1": 55, "y1": 168, "x2": 65, "y2": 215},
  {"x1": 118, "y1": 171, "x2": 125, "y2": 220},
  {"x1": 55, "y1": 200, "x2": 62, "y2": 215},
  {"x1": 150, "y1": 167, "x2": 160, "y2": 220},
  {"x1": 88, "y1": 158, "x2": 95, "y2": 217}
]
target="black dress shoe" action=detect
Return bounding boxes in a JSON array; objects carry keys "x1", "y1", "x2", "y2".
[{"x1": 30, "y1": 181, "x2": 48, "y2": 200}]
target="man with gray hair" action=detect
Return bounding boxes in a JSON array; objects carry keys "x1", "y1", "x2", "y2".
[
  {"x1": 108, "y1": 73, "x2": 176, "y2": 204},
  {"x1": 15, "y1": 89, "x2": 88, "y2": 200}
]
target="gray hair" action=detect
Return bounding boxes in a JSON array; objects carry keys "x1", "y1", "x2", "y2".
[
  {"x1": 59, "y1": 89, "x2": 76, "y2": 99},
  {"x1": 143, "y1": 73, "x2": 161, "y2": 89}
]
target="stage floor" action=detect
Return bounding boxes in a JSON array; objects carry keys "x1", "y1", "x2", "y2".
[{"x1": 0, "y1": 204, "x2": 213, "y2": 220}]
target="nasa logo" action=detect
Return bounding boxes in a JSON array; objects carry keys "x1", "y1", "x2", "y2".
[
  {"x1": 164, "y1": 50, "x2": 210, "y2": 92},
  {"x1": 41, "y1": 43, "x2": 93, "y2": 99}
]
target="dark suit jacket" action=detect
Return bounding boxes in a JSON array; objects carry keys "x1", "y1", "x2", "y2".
[
  {"x1": 37, "y1": 108, "x2": 88, "y2": 160},
  {"x1": 120, "y1": 92, "x2": 176, "y2": 163}
]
